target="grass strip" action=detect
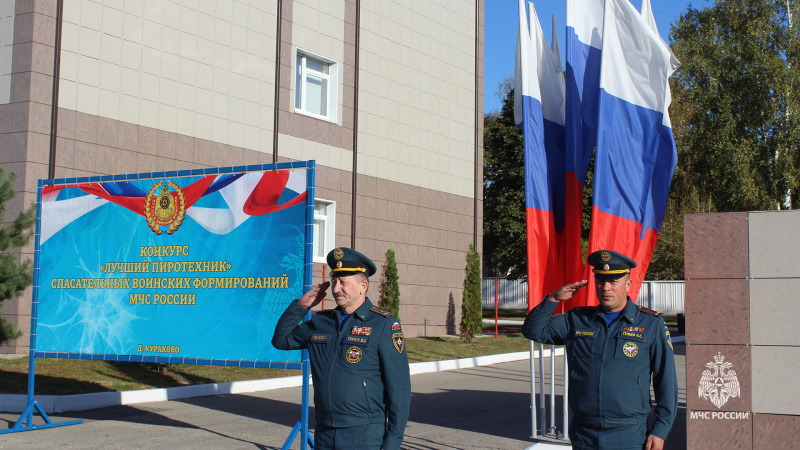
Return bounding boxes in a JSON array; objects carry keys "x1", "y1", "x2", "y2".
[{"x1": 0, "y1": 333, "x2": 537, "y2": 396}]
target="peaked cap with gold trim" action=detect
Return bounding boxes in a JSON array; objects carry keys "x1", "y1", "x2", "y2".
[
  {"x1": 326, "y1": 247, "x2": 377, "y2": 277},
  {"x1": 587, "y1": 249, "x2": 636, "y2": 280}
]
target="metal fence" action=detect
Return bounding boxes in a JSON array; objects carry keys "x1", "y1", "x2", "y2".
[{"x1": 482, "y1": 277, "x2": 685, "y2": 313}]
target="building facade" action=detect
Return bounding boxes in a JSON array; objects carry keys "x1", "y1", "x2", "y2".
[{"x1": 0, "y1": 0, "x2": 484, "y2": 354}]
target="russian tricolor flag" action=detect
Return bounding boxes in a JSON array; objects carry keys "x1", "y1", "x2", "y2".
[
  {"x1": 586, "y1": 0, "x2": 680, "y2": 301},
  {"x1": 560, "y1": 0, "x2": 605, "y2": 310},
  {"x1": 514, "y1": 0, "x2": 567, "y2": 309}
]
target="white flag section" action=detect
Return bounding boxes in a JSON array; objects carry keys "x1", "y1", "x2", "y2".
[
  {"x1": 599, "y1": 0, "x2": 676, "y2": 114},
  {"x1": 514, "y1": 0, "x2": 565, "y2": 130},
  {"x1": 640, "y1": 0, "x2": 680, "y2": 129}
]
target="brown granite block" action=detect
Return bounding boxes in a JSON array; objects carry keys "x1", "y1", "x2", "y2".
[
  {"x1": 117, "y1": 121, "x2": 139, "y2": 152},
  {"x1": 54, "y1": 137, "x2": 74, "y2": 169},
  {"x1": 74, "y1": 111, "x2": 98, "y2": 143},
  {"x1": 687, "y1": 410, "x2": 752, "y2": 449},
  {"x1": 753, "y1": 414, "x2": 800, "y2": 448},
  {"x1": 56, "y1": 107, "x2": 76, "y2": 139},
  {"x1": 96, "y1": 117, "x2": 119, "y2": 148},
  {"x1": 10, "y1": 71, "x2": 31, "y2": 103},
  {"x1": 686, "y1": 344, "x2": 751, "y2": 412},
  {"x1": 0, "y1": 132, "x2": 27, "y2": 163},
  {"x1": 685, "y1": 278, "x2": 749, "y2": 345},
  {"x1": 13, "y1": 12, "x2": 34, "y2": 44},
  {"x1": 73, "y1": 141, "x2": 97, "y2": 173},
  {"x1": 27, "y1": 131, "x2": 50, "y2": 164},
  {"x1": 32, "y1": 12, "x2": 56, "y2": 46},
  {"x1": 684, "y1": 213, "x2": 749, "y2": 279},
  {"x1": 27, "y1": 100, "x2": 51, "y2": 134},
  {"x1": 137, "y1": 126, "x2": 158, "y2": 155}
]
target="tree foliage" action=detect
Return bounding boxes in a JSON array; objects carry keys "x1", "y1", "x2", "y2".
[
  {"x1": 483, "y1": 80, "x2": 527, "y2": 279},
  {"x1": 459, "y1": 243, "x2": 482, "y2": 343},
  {"x1": 0, "y1": 169, "x2": 36, "y2": 345},
  {"x1": 378, "y1": 248, "x2": 400, "y2": 320},
  {"x1": 670, "y1": 0, "x2": 800, "y2": 212}
]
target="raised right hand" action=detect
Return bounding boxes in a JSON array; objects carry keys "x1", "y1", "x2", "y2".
[
  {"x1": 298, "y1": 281, "x2": 331, "y2": 309},
  {"x1": 547, "y1": 280, "x2": 589, "y2": 302}
]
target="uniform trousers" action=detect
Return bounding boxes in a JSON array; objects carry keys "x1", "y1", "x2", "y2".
[
  {"x1": 569, "y1": 417, "x2": 648, "y2": 450},
  {"x1": 314, "y1": 422, "x2": 385, "y2": 450}
]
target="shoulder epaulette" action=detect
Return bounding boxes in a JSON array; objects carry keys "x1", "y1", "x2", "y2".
[
  {"x1": 572, "y1": 306, "x2": 595, "y2": 311},
  {"x1": 370, "y1": 306, "x2": 391, "y2": 317},
  {"x1": 636, "y1": 305, "x2": 663, "y2": 317}
]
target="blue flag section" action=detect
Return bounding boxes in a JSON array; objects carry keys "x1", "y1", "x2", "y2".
[
  {"x1": 587, "y1": 0, "x2": 680, "y2": 301},
  {"x1": 33, "y1": 163, "x2": 314, "y2": 367},
  {"x1": 514, "y1": 0, "x2": 567, "y2": 310}
]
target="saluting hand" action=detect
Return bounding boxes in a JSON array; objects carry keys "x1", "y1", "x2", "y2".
[
  {"x1": 298, "y1": 281, "x2": 330, "y2": 309},
  {"x1": 547, "y1": 280, "x2": 589, "y2": 302}
]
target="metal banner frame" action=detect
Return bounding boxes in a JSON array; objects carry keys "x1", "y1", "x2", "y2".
[{"x1": 2, "y1": 161, "x2": 316, "y2": 440}]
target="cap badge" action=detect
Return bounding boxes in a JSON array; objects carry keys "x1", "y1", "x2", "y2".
[
  {"x1": 336, "y1": 261, "x2": 342, "y2": 268},
  {"x1": 333, "y1": 248, "x2": 344, "y2": 260},
  {"x1": 600, "y1": 251, "x2": 611, "y2": 262},
  {"x1": 603, "y1": 264, "x2": 610, "y2": 271}
]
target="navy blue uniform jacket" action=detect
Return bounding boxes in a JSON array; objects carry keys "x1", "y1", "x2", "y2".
[
  {"x1": 272, "y1": 298, "x2": 411, "y2": 449},
  {"x1": 522, "y1": 297, "x2": 678, "y2": 439}
]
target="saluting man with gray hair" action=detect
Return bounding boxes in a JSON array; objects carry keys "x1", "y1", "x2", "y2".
[{"x1": 273, "y1": 247, "x2": 411, "y2": 450}]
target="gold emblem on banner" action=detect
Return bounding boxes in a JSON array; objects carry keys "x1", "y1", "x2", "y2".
[{"x1": 144, "y1": 181, "x2": 186, "y2": 235}]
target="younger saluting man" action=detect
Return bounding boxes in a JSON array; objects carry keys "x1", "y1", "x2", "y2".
[
  {"x1": 522, "y1": 250, "x2": 678, "y2": 450},
  {"x1": 272, "y1": 247, "x2": 411, "y2": 450}
]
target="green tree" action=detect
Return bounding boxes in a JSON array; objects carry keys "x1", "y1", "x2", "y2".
[
  {"x1": 670, "y1": 0, "x2": 800, "y2": 212},
  {"x1": 483, "y1": 80, "x2": 526, "y2": 279},
  {"x1": 459, "y1": 244, "x2": 482, "y2": 343},
  {"x1": 378, "y1": 248, "x2": 400, "y2": 320},
  {"x1": 0, "y1": 169, "x2": 36, "y2": 345}
]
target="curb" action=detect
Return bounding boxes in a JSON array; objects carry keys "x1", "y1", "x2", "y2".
[
  {"x1": 0, "y1": 348, "x2": 563, "y2": 414},
  {"x1": 1, "y1": 338, "x2": 685, "y2": 415}
]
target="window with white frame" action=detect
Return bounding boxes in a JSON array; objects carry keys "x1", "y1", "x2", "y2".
[
  {"x1": 295, "y1": 50, "x2": 339, "y2": 123},
  {"x1": 313, "y1": 199, "x2": 336, "y2": 264}
]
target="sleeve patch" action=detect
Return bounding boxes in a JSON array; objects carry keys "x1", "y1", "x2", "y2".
[{"x1": 392, "y1": 332, "x2": 405, "y2": 353}]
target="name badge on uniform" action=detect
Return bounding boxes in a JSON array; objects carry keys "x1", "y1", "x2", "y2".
[
  {"x1": 574, "y1": 330, "x2": 594, "y2": 338},
  {"x1": 310, "y1": 334, "x2": 330, "y2": 343},
  {"x1": 344, "y1": 336, "x2": 368, "y2": 345}
]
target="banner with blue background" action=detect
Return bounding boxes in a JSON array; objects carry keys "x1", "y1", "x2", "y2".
[{"x1": 33, "y1": 164, "x2": 313, "y2": 367}]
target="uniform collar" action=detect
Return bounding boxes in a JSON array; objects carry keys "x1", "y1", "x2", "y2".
[
  {"x1": 591, "y1": 297, "x2": 636, "y2": 324},
  {"x1": 334, "y1": 297, "x2": 372, "y2": 321},
  {"x1": 352, "y1": 297, "x2": 373, "y2": 321}
]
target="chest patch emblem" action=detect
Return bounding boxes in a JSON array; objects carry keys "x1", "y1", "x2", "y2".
[
  {"x1": 351, "y1": 326, "x2": 372, "y2": 336},
  {"x1": 575, "y1": 330, "x2": 594, "y2": 338},
  {"x1": 345, "y1": 346, "x2": 363, "y2": 363},
  {"x1": 622, "y1": 341, "x2": 638, "y2": 357},
  {"x1": 392, "y1": 332, "x2": 405, "y2": 353}
]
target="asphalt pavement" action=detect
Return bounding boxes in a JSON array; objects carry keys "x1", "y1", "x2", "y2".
[{"x1": 0, "y1": 342, "x2": 686, "y2": 449}]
